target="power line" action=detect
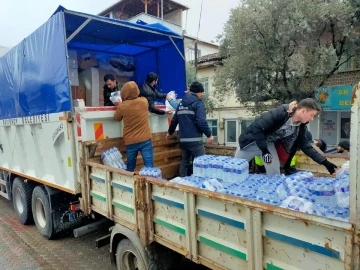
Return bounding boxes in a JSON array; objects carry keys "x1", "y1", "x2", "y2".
[
  {"x1": 197, "y1": 0, "x2": 204, "y2": 40},
  {"x1": 195, "y1": 0, "x2": 204, "y2": 74}
]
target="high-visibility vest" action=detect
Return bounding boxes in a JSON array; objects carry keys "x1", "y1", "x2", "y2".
[{"x1": 254, "y1": 155, "x2": 297, "y2": 166}]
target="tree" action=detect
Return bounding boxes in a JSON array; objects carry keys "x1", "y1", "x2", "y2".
[
  {"x1": 185, "y1": 63, "x2": 217, "y2": 114},
  {"x1": 214, "y1": 0, "x2": 360, "y2": 108}
]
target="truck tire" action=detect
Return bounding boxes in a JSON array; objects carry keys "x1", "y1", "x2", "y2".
[
  {"x1": 12, "y1": 177, "x2": 34, "y2": 225},
  {"x1": 146, "y1": 243, "x2": 180, "y2": 270},
  {"x1": 116, "y1": 239, "x2": 146, "y2": 270},
  {"x1": 32, "y1": 186, "x2": 55, "y2": 239}
]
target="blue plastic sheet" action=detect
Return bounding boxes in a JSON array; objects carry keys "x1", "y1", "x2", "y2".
[
  {"x1": 0, "y1": 12, "x2": 69, "y2": 120},
  {"x1": 0, "y1": 6, "x2": 186, "y2": 120}
]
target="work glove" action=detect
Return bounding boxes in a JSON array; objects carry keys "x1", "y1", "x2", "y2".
[
  {"x1": 321, "y1": 160, "x2": 337, "y2": 175},
  {"x1": 261, "y1": 149, "x2": 273, "y2": 164}
]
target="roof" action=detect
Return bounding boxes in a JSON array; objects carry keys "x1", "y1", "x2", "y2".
[
  {"x1": 53, "y1": 5, "x2": 182, "y2": 56},
  {"x1": 197, "y1": 52, "x2": 222, "y2": 64},
  {"x1": 184, "y1": 34, "x2": 219, "y2": 47},
  {"x1": 98, "y1": 0, "x2": 189, "y2": 17},
  {"x1": 0, "y1": 6, "x2": 186, "y2": 120}
]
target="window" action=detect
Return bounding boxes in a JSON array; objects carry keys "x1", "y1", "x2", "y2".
[
  {"x1": 198, "y1": 77, "x2": 209, "y2": 95},
  {"x1": 225, "y1": 119, "x2": 238, "y2": 145},
  {"x1": 187, "y1": 47, "x2": 201, "y2": 62},
  {"x1": 203, "y1": 119, "x2": 218, "y2": 143},
  {"x1": 240, "y1": 119, "x2": 254, "y2": 133},
  {"x1": 340, "y1": 111, "x2": 350, "y2": 139}
]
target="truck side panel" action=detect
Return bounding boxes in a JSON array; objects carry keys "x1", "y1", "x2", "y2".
[
  {"x1": 84, "y1": 152, "x2": 356, "y2": 270},
  {"x1": 146, "y1": 180, "x2": 354, "y2": 270},
  {"x1": 0, "y1": 112, "x2": 78, "y2": 193},
  {"x1": 86, "y1": 162, "x2": 137, "y2": 231}
]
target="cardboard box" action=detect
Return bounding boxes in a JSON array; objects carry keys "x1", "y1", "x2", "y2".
[
  {"x1": 78, "y1": 51, "x2": 98, "y2": 70},
  {"x1": 71, "y1": 86, "x2": 86, "y2": 101}
]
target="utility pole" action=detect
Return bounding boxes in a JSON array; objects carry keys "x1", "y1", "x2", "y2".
[
  {"x1": 161, "y1": 0, "x2": 164, "y2": 24},
  {"x1": 194, "y1": 40, "x2": 198, "y2": 74}
]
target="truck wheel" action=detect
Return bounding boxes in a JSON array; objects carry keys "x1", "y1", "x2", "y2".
[
  {"x1": 32, "y1": 186, "x2": 55, "y2": 239},
  {"x1": 12, "y1": 177, "x2": 34, "y2": 225},
  {"x1": 116, "y1": 239, "x2": 146, "y2": 270}
]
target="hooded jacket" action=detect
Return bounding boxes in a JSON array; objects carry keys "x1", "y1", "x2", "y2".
[
  {"x1": 114, "y1": 81, "x2": 151, "y2": 145},
  {"x1": 239, "y1": 104, "x2": 326, "y2": 167},
  {"x1": 168, "y1": 92, "x2": 211, "y2": 146},
  {"x1": 140, "y1": 82, "x2": 167, "y2": 115}
]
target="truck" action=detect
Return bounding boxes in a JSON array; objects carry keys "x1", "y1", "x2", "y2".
[{"x1": 0, "y1": 6, "x2": 359, "y2": 270}]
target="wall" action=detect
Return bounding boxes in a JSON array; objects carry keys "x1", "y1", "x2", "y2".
[
  {"x1": 127, "y1": 13, "x2": 182, "y2": 34},
  {"x1": 197, "y1": 65, "x2": 255, "y2": 146},
  {"x1": 184, "y1": 37, "x2": 219, "y2": 61},
  {"x1": 313, "y1": 70, "x2": 360, "y2": 87},
  {"x1": 163, "y1": 9, "x2": 182, "y2": 26}
]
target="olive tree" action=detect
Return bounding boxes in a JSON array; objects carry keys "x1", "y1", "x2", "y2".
[{"x1": 214, "y1": 0, "x2": 360, "y2": 107}]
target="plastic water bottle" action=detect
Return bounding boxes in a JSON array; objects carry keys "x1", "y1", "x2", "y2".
[
  {"x1": 154, "y1": 168, "x2": 163, "y2": 179},
  {"x1": 209, "y1": 178, "x2": 224, "y2": 192},
  {"x1": 102, "y1": 150, "x2": 117, "y2": 168},
  {"x1": 222, "y1": 161, "x2": 230, "y2": 182},
  {"x1": 201, "y1": 180, "x2": 216, "y2": 191},
  {"x1": 280, "y1": 196, "x2": 314, "y2": 214},
  {"x1": 309, "y1": 181, "x2": 336, "y2": 207},
  {"x1": 193, "y1": 157, "x2": 200, "y2": 176},
  {"x1": 334, "y1": 177, "x2": 350, "y2": 208},
  {"x1": 108, "y1": 148, "x2": 121, "y2": 169},
  {"x1": 327, "y1": 207, "x2": 349, "y2": 221}
]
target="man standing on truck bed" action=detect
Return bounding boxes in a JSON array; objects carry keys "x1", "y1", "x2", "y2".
[
  {"x1": 236, "y1": 98, "x2": 337, "y2": 176},
  {"x1": 140, "y1": 72, "x2": 171, "y2": 115},
  {"x1": 167, "y1": 81, "x2": 214, "y2": 177},
  {"x1": 114, "y1": 81, "x2": 153, "y2": 172},
  {"x1": 103, "y1": 74, "x2": 121, "y2": 106}
]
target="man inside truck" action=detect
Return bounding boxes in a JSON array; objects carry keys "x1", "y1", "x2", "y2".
[
  {"x1": 140, "y1": 72, "x2": 172, "y2": 115},
  {"x1": 166, "y1": 81, "x2": 214, "y2": 177},
  {"x1": 103, "y1": 74, "x2": 121, "y2": 106},
  {"x1": 235, "y1": 98, "x2": 337, "y2": 176},
  {"x1": 114, "y1": 81, "x2": 154, "y2": 172}
]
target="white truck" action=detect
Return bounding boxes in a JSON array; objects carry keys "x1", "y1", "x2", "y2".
[{"x1": 0, "y1": 6, "x2": 359, "y2": 270}]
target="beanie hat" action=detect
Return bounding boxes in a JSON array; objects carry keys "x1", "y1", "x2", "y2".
[
  {"x1": 189, "y1": 81, "x2": 204, "y2": 93},
  {"x1": 338, "y1": 140, "x2": 350, "y2": 151}
]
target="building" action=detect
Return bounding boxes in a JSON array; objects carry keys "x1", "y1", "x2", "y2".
[
  {"x1": 195, "y1": 53, "x2": 257, "y2": 146},
  {"x1": 97, "y1": 0, "x2": 219, "y2": 65},
  {"x1": 198, "y1": 53, "x2": 360, "y2": 147},
  {"x1": 183, "y1": 34, "x2": 219, "y2": 62},
  {"x1": 98, "y1": 0, "x2": 188, "y2": 35}
]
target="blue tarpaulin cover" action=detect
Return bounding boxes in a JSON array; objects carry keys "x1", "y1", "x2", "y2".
[{"x1": 0, "y1": 6, "x2": 186, "y2": 120}]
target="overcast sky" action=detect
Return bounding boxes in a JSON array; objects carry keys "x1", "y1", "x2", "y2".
[{"x1": 0, "y1": 0, "x2": 239, "y2": 48}]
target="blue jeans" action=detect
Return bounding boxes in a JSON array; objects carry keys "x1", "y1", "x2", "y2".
[{"x1": 126, "y1": 139, "x2": 154, "y2": 172}]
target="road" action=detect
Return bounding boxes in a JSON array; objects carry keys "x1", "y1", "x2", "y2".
[
  {"x1": 0, "y1": 198, "x2": 209, "y2": 270},
  {"x1": 0, "y1": 198, "x2": 112, "y2": 270}
]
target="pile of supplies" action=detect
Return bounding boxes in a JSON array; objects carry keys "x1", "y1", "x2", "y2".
[
  {"x1": 101, "y1": 147, "x2": 163, "y2": 179},
  {"x1": 170, "y1": 155, "x2": 350, "y2": 222},
  {"x1": 101, "y1": 147, "x2": 127, "y2": 170}
]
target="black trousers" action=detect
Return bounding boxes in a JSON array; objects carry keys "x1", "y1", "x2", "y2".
[{"x1": 179, "y1": 143, "x2": 205, "y2": 177}]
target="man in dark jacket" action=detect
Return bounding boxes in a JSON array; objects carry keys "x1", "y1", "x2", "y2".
[
  {"x1": 103, "y1": 74, "x2": 121, "y2": 106},
  {"x1": 140, "y1": 72, "x2": 169, "y2": 115},
  {"x1": 167, "y1": 81, "x2": 214, "y2": 177},
  {"x1": 236, "y1": 98, "x2": 337, "y2": 176}
]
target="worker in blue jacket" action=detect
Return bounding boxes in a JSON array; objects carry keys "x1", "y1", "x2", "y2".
[{"x1": 167, "y1": 81, "x2": 214, "y2": 176}]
